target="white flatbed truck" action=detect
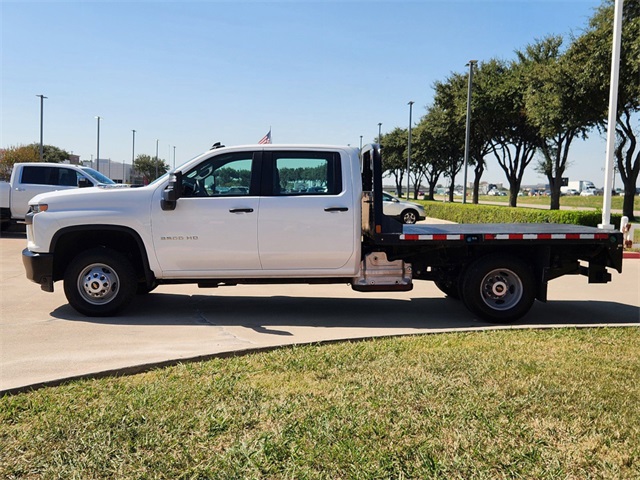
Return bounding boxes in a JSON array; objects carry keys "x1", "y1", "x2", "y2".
[{"x1": 22, "y1": 144, "x2": 623, "y2": 322}]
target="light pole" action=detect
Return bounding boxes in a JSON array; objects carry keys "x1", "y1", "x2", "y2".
[
  {"x1": 95, "y1": 116, "x2": 102, "y2": 173},
  {"x1": 359, "y1": 135, "x2": 363, "y2": 150},
  {"x1": 130, "y1": 129, "x2": 136, "y2": 184},
  {"x1": 36, "y1": 95, "x2": 47, "y2": 161},
  {"x1": 462, "y1": 60, "x2": 477, "y2": 204},
  {"x1": 173, "y1": 146, "x2": 176, "y2": 169},
  {"x1": 378, "y1": 122, "x2": 382, "y2": 144},
  {"x1": 407, "y1": 101, "x2": 414, "y2": 200},
  {"x1": 155, "y1": 139, "x2": 159, "y2": 179}
]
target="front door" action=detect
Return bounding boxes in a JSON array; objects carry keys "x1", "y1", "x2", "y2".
[{"x1": 151, "y1": 151, "x2": 262, "y2": 275}]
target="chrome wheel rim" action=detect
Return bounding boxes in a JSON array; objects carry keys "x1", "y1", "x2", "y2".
[
  {"x1": 479, "y1": 268, "x2": 523, "y2": 311},
  {"x1": 77, "y1": 263, "x2": 120, "y2": 305},
  {"x1": 403, "y1": 211, "x2": 417, "y2": 224}
]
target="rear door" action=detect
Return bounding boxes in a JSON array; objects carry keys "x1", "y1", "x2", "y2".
[{"x1": 257, "y1": 150, "x2": 357, "y2": 271}]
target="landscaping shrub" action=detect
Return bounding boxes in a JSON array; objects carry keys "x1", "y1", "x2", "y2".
[{"x1": 421, "y1": 201, "x2": 623, "y2": 227}]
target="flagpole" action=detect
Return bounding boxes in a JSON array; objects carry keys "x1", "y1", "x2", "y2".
[{"x1": 599, "y1": 0, "x2": 623, "y2": 230}]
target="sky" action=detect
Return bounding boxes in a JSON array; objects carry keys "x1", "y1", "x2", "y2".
[{"x1": 1, "y1": 0, "x2": 619, "y2": 187}]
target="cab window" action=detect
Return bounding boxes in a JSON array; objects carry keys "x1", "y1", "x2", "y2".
[
  {"x1": 271, "y1": 152, "x2": 342, "y2": 196},
  {"x1": 182, "y1": 153, "x2": 254, "y2": 197}
]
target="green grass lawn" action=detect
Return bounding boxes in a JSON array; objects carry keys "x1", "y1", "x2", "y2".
[{"x1": 2, "y1": 328, "x2": 639, "y2": 479}]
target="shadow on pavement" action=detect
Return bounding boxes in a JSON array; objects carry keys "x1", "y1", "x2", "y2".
[{"x1": 50, "y1": 292, "x2": 639, "y2": 330}]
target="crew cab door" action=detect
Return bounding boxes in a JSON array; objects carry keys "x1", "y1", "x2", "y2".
[
  {"x1": 151, "y1": 151, "x2": 262, "y2": 274},
  {"x1": 257, "y1": 150, "x2": 357, "y2": 271}
]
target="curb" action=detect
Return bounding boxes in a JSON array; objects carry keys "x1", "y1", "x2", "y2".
[
  {"x1": 623, "y1": 251, "x2": 640, "y2": 259},
  {"x1": 3, "y1": 324, "x2": 639, "y2": 397}
]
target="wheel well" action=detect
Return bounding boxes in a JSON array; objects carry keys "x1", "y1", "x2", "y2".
[{"x1": 51, "y1": 227, "x2": 151, "y2": 284}]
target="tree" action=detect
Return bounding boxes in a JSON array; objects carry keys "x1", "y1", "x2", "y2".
[
  {"x1": 569, "y1": 0, "x2": 640, "y2": 220},
  {"x1": 413, "y1": 116, "x2": 446, "y2": 200},
  {"x1": 0, "y1": 144, "x2": 39, "y2": 180},
  {"x1": 521, "y1": 36, "x2": 596, "y2": 210},
  {"x1": 380, "y1": 128, "x2": 408, "y2": 197},
  {"x1": 39, "y1": 144, "x2": 72, "y2": 163},
  {"x1": 0, "y1": 143, "x2": 72, "y2": 181},
  {"x1": 133, "y1": 154, "x2": 169, "y2": 183},
  {"x1": 484, "y1": 59, "x2": 541, "y2": 207},
  {"x1": 431, "y1": 78, "x2": 466, "y2": 202},
  {"x1": 452, "y1": 61, "x2": 502, "y2": 204}
]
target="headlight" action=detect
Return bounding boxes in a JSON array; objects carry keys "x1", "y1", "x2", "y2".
[{"x1": 30, "y1": 203, "x2": 49, "y2": 213}]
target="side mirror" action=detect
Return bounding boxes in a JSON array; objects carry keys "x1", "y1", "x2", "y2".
[
  {"x1": 161, "y1": 171, "x2": 182, "y2": 211},
  {"x1": 78, "y1": 177, "x2": 93, "y2": 188}
]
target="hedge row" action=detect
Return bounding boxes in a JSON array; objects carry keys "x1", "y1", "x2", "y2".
[{"x1": 420, "y1": 201, "x2": 622, "y2": 228}]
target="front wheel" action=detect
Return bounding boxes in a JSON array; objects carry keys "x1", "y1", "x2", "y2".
[
  {"x1": 64, "y1": 248, "x2": 137, "y2": 317},
  {"x1": 461, "y1": 254, "x2": 535, "y2": 323}
]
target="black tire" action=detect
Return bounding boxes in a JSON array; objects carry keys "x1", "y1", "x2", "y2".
[
  {"x1": 401, "y1": 209, "x2": 418, "y2": 224},
  {"x1": 461, "y1": 254, "x2": 535, "y2": 323},
  {"x1": 63, "y1": 248, "x2": 137, "y2": 317}
]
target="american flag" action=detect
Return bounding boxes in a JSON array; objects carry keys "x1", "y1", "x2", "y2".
[{"x1": 258, "y1": 129, "x2": 272, "y2": 144}]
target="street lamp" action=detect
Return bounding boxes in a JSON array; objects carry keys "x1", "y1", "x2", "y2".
[
  {"x1": 359, "y1": 135, "x2": 363, "y2": 150},
  {"x1": 462, "y1": 60, "x2": 477, "y2": 204},
  {"x1": 36, "y1": 95, "x2": 47, "y2": 161},
  {"x1": 130, "y1": 129, "x2": 136, "y2": 184},
  {"x1": 378, "y1": 122, "x2": 382, "y2": 144},
  {"x1": 173, "y1": 146, "x2": 176, "y2": 169},
  {"x1": 95, "y1": 116, "x2": 102, "y2": 173},
  {"x1": 407, "y1": 101, "x2": 414, "y2": 200},
  {"x1": 155, "y1": 139, "x2": 159, "y2": 179}
]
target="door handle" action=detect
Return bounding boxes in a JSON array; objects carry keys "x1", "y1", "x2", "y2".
[
  {"x1": 324, "y1": 207, "x2": 349, "y2": 212},
  {"x1": 229, "y1": 208, "x2": 254, "y2": 214}
]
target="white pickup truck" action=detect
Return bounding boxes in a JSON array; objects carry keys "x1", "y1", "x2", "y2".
[
  {"x1": 1, "y1": 162, "x2": 115, "y2": 228},
  {"x1": 22, "y1": 144, "x2": 623, "y2": 322}
]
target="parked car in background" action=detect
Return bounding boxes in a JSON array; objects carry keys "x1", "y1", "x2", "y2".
[
  {"x1": 488, "y1": 189, "x2": 506, "y2": 196},
  {"x1": 580, "y1": 187, "x2": 597, "y2": 197},
  {"x1": 382, "y1": 192, "x2": 426, "y2": 224},
  {"x1": 1, "y1": 162, "x2": 116, "y2": 229}
]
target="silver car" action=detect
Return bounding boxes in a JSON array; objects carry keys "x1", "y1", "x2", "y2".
[{"x1": 382, "y1": 192, "x2": 426, "y2": 224}]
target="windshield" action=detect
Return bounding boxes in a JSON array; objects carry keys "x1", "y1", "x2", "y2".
[{"x1": 82, "y1": 167, "x2": 116, "y2": 184}]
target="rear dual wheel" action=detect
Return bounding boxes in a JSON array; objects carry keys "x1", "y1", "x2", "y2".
[{"x1": 461, "y1": 254, "x2": 535, "y2": 323}]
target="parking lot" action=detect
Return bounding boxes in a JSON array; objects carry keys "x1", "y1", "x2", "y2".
[{"x1": 1, "y1": 232, "x2": 638, "y2": 394}]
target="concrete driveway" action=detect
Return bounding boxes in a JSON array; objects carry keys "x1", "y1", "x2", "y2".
[{"x1": 1, "y1": 233, "x2": 638, "y2": 394}]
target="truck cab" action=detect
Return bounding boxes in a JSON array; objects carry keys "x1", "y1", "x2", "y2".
[{"x1": 152, "y1": 145, "x2": 362, "y2": 277}]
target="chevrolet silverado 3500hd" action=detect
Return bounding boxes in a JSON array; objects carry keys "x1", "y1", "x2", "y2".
[{"x1": 22, "y1": 144, "x2": 623, "y2": 322}]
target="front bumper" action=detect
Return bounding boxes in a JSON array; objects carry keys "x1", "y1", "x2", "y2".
[{"x1": 22, "y1": 248, "x2": 54, "y2": 292}]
